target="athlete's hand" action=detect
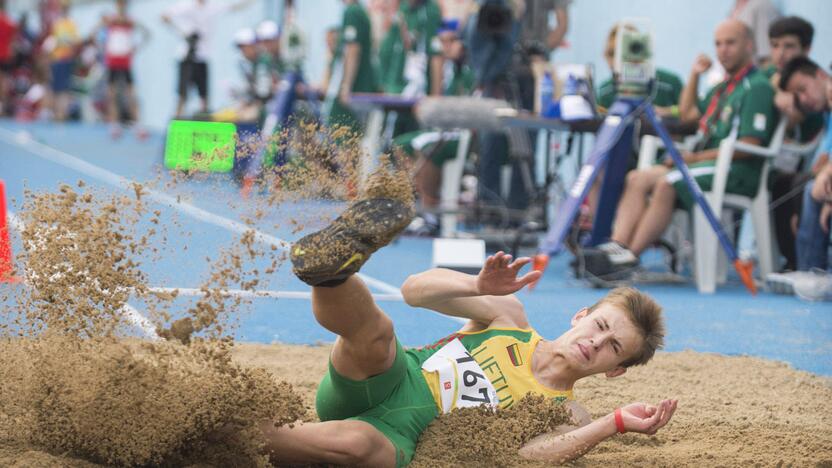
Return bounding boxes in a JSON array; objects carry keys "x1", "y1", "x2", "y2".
[
  {"x1": 476, "y1": 251, "x2": 541, "y2": 296},
  {"x1": 618, "y1": 399, "x2": 678, "y2": 435}
]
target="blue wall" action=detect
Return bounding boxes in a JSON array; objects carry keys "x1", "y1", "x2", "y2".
[{"x1": 10, "y1": 0, "x2": 831, "y2": 129}]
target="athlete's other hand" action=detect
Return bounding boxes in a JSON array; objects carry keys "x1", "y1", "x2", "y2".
[
  {"x1": 476, "y1": 251, "x2": 541, "y2": 296},
  {"x1": 618, "y1": 399, "x2": 678, "y2": 435}
]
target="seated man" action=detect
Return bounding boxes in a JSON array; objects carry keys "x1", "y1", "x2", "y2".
[
  {"x1": 394, "y1": 19, "x2": 475, "y2": 235},
  {"x1": 589, "y1": 19, "x2": 777, "y2": 278},
  {"x1": 763, "y1": 16, "x2": 826, "y2": 272},
  {"x1": 259, "y1": 182, "x2": 677, "y2": 466},
  {"x1": 775, "y1": 57, "x2": 832, "y2": 298}
]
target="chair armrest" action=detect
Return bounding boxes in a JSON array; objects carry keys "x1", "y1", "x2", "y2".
[
  {"x1": 733, "y1": 140, "x2": 779, "y2": 159},
  {"x1": 637, "y1": 135, "x2": 662, "y2": 170}
]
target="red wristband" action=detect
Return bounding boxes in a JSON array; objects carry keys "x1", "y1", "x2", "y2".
[{"x1": 614, "y1": 408, "x2": 626, "y2": 434}]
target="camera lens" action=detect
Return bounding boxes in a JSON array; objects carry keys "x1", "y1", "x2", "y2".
[{"x1": 629, "y1": 41, "x2": 644, "y2": 55}]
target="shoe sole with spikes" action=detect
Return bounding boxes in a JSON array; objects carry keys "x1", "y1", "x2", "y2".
[{"x1": 290, "y1": 198, "x2": 414, "y2": 287}]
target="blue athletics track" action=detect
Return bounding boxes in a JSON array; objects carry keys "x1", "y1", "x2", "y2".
[{"x1": 1, "y1": 120, "x2": 830, "y2": 376}]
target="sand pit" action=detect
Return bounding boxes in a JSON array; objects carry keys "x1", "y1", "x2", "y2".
[
  {"x1": 3, "y1": 341, "x2": 830, "y2": 465},
  {"x1": 228, "y1": 343, "x2": 832, "y2": 467}
]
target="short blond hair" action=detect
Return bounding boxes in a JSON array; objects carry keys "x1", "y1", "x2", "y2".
[{"x1": 588, "y1": 287, "x2": 665, "y2": 368}]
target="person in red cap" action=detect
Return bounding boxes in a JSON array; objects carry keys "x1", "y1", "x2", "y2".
[{"x1": 0, "y1": 0, "x2": 17, "y2": 116}]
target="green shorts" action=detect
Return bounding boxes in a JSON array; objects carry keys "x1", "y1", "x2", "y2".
[
  {"x1": 392, "y1": 130, "x2": 464, "y2": 166},
  {"x1": 315, "y1": 339, "x2": 439, "y2": 467}
]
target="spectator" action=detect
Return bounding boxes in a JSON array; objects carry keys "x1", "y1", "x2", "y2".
[
  {"x1": 0, "y1": 0, "x2": 16, "y2": 116},
  {"x1": 589, "y1": 20, "x2": 777, "y2": 278},
  {"x1": 323, "y1": 0, "x2": 378, "y2": 134},
  {"x1": 394, "y1": 19, "x2": 476, "y2": 235},
  {"x1": 763, "y1": 16, "x2": 825, "y2": 272},
  {"x1": 772, "y1": 58, "x2": 832, "y2": 299},
  {"x1": 96, "y1": 0, "x2": 150, "y2": 139},
  {"x1": 255, "y1": 20, "x2": 284, "y2": 86},
  {"x1": 232, "y1": 27, "x2": 271, "y2": 121},
  {"x1": 400, "y1": 0, "x2": 443, "y2": 97},
  {"x1": 729, "y1": 0, "x2": 780, "y2": 66},
  {"x1": 319, "y1": 26, "x2": 340, "y2": 95},
  {"x1": 43, "y1": 0, "x2": 79, "y2": 121},
  {"x1": 378, "y1": 0, "x2": 406, "y2": 94},
  {"x1": 470, "y1": 0, "x2": 571, "y2": 213},
  {"x1": 596, "y1": 24, "x2": 683, "y2": 117},
  {"x1": 161, "y1": 0, "x2": 255, "y2": 118}
]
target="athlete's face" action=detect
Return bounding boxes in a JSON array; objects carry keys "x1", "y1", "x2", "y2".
[{"x1": 562, "y1": 304, "x2": 644, "y2": 378}]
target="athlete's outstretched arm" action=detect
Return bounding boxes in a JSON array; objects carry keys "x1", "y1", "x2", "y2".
[
  {"x1": 401, "y1": 252, "x2": 541, "y2": 328},
  {"x1": 519, "y1": 399, "x2": 678, "y2": 463}
]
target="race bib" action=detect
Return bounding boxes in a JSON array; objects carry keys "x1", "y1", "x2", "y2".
[
  {"x1": 421, "y1": 338, "x2": 498, "y2": 414},
  {"x1": 106, "y1": 29, "x2": 133, "y2": 56}
]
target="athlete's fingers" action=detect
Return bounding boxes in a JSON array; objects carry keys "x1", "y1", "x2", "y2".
[
  {"x1": 517, "y1": 270, "x2": 542, "y2": 286},
  {"x1": 484, "y1": 255, "x2": 495, "y2": 270},
  {"x1": 509, "y1": 257, "x2": 532, "y2": 271},
  {"x1": 648, "y1": 400, "x2": 675, "y2": 434}
]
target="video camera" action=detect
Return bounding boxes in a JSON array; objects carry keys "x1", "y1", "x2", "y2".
[{"x1": 613, "y1": 20, "x2": 655, "y2": 97}]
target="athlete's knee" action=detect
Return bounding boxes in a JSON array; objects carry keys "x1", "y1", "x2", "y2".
[{"x1": 327, "y1": 426, "x2": 387, "y2": 465}]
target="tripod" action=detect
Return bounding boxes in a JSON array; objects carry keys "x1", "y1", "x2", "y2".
[{"x1": 530, "y1": 95, "x2": 757, "y2": 294}]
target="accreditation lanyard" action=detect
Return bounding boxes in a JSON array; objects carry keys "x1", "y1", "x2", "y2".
[{"x1": 698, "y1": 64, "x2": 755, "y2": 136}]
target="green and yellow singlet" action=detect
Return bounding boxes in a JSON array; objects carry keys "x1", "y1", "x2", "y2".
[{"x1": 408, "y1": 327, "x2": 573, "y2": 413}]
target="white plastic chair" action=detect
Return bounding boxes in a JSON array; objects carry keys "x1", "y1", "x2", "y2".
[
  {"x1": 439, "y1": 130, "x2": 473, "y2": 238},
  {"x1": 638, "y1": 116, "x2": 787, "y2": 293}
]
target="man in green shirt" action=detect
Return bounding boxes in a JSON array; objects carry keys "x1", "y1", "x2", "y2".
[
  {"x1": 589, "y1": 19, "x2": 777, "y2": 278},
  {"x1": 325, "y1": 0, "x2": 378, "y2": 133},
  {"x1": 596, "y1": 24, "x2": 683, "y2": 115},
  {"x1": 392, "y1": 19, "x2": 475, "y2": 234}
]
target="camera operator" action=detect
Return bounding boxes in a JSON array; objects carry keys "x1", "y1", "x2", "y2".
[
  {"x1": 161, "y1": 0, "x2": 255, "y2": 118},
  {"x1": 466, "y1": 0, "x2": 570, "y2": 214}
]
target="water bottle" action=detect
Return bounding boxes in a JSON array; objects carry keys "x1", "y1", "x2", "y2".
[{"x1": 540, "y1": 72, "x2": 554, "y2": 117}]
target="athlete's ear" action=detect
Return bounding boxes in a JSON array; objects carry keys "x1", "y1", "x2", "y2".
[
  {"x1": 570, "y1": 307, "x2": 590, "y2": 327},
  {"x1": 605, "y1": 366, "x2": 626, "y2": 378}
]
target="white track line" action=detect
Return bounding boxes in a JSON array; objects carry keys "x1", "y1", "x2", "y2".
[
  {"x1": 148, "y1": 287, "x2": 466, "y2": 324},
  {"x1": 148, "y1": 286, "x2": 404, "y2": 302},
  {"x1": 5, "y1": 210, "x2": 162, "y2": 339},
  {"x1": 0, "y1": 126, "x2": 400, "y2": 295},
  {"x1": 119, "y1": 303, "x2": 162, "y2": 340}
]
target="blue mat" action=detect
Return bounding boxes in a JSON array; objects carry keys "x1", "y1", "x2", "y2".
[{"x1": 0, "y1": 120, "x2": 829, "y2": 376}]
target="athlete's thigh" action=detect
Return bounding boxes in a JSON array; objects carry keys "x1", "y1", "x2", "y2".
[{"x1": 331, "y1": 317, "x2": 397, "y2": 381}]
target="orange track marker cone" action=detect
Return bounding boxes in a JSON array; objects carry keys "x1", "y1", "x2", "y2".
[
  {"x1": 0, "y1": 180, "x2": 20, "y2": 283},
  {"x1": 733, "y1": 259, "x2": 757, "y2": 295},
  {"x1": 527, "y1": 253, "x2": 550, "y2": 291}
]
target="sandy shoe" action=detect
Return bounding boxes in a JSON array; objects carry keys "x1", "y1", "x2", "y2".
[{"x1": 291, "y1": 198, "x2": 414, "y2": 287}]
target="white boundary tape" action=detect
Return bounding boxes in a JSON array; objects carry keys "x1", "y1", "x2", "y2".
[{"x1": 148, "y1": 286, "x2": 404, "y2": 302}]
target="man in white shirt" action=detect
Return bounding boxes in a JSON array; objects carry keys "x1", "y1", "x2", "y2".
[{"x1": 161, "y1": 0, "x2": 255, "y2": 118}]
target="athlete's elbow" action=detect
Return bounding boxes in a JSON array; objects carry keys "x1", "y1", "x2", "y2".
[{"x1": 401, "y1": 274, "x2": 425, "y2": 307}]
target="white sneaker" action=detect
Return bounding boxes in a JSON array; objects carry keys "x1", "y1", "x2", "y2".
[
  {"x1": 766, "y1": 271, "x2": 814, "y2": 295},
  {"x1": 793, "y1": 270, "x2": 832, "y2": 302},
  {"x1": 596, "y1": 241, "x2": 638, "y2": 266}
]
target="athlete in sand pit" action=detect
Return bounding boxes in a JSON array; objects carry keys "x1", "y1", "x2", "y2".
[{"x1": 260, "y1": 193, "x2": 678, "y2": 466}]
